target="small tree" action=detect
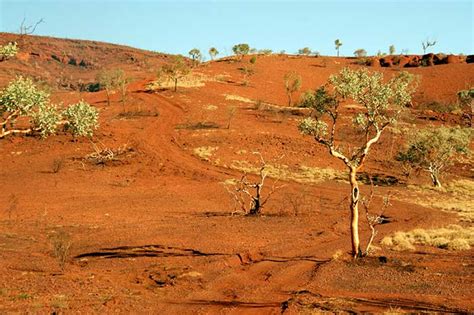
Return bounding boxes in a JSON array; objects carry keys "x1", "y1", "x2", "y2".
[
  {"x1": 97, "y1": 69, "x2": 123, "y2": 106},
  {"x1": 298, "y1": 68, "x2": 416, "y2": 257},
  {"x1": 232, "y1": 43, "x2": 250, "y2": 60},
  {"x1": 396, "y1": 127, "x2": 471, "y2": 188},
  {"x1": 457, "y1": 88, "x2": 473, "y2": 127},
  {"x1": 353, "y1": 49, "x2": 367, "y2": 58},
  {"x1": 422, "y1": 39, "x2": 437, "y2": 54},
  {"x1": 335, "y1": 39, "x2": 343, "y2": 57},
  {"x1": 0, "y1": 76, "x2": 98, "y2": 138},
  {"x1": 298, "y1": 47, "x2": 312, "y2": 56},
  {"x1": 157, "y1": 56, "x2": 190, "y2": 92},
  {"x1": 0, "y1": 42, "x2": 19, "y2": 61},
  {"x1": 209, "y1": 47, "x2": 219, "y2": 60},
  {"x1": 284, "y1": 71, "x2": 302, "y2": 106},
  {"x1": 114, "y1": 70, "x2": 131, "y2": 110},
  {"x1": 389, "y1": 45, "x2": 396, "y2": 55},
  {"x1": 188, "y1": 48, "x2": 202, "y2": 66}
]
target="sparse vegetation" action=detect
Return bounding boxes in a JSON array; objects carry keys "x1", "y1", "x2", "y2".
[
  {"x1": 232, "y1": 43, "x2": 250, "y2": 60},
  {"x1": 193, "y1": 146, "x2": 218, "y2": 161},
  {"x1": 397, "y1": 126, "x2": 471, "y2": 187},
  {"x1": 49, "y1": 230, "x2": 72, "y2": 271},
  {"x1": 422, "y1": 39, "x2": 437, "y2": 54},
  {"x1": 298, "y1": 47, "x2": 312, "y2": 56},
  {"x1": 0, "y1": 42, "x2": 19, "y2": 61},
  {"x1": 382, "y1": 225, "x2": 473, "y2": 251},
  {"x1": 156, "y1": 56, "x2": 191, "y2": 92},
  {"x1": 334, "y1": 39, "x2": 342, "y2": 57},
  {"x1": 353, "y1": 49, "x2": 367, "y2": 58},
  {"x1": 224, "y1": 153, "x2": 283, "y2": 215},
  {"x1": 457, "y1": 88, "x2": 473, "y2": 126},
  {"x1": 209, "y1": 47, "x2": 219, "y2": 60},
  {"x1": 0, "y1": 77, "x2": 98, "y2": 138},
  {"x1": 188, "y1": 48, "x2": 202, "y2": 66},
  {"x1": 283, "y1": 71, "x2": 302, "y2": 106},
  {"x1": 389, "y1": 45, "x2": 396, "y2": 55},
  {"x1": 97, "y1": 69, "x2": 125, "y2": 106},
  {"x1": 298, "y1": 68, "x2": 416, "y2": 257}
]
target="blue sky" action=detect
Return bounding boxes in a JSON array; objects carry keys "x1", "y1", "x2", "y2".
[{"x1": 1, "y1": 0, "x2": 472, "y2": 57}]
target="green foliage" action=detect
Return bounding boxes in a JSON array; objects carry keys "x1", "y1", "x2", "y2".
[
  {"x1": 188, "y1": 48, "x2": 202, "y2": 63},
  {"x1": 298, "y1": 90, "x2": 316, "y2": 108},
  {"x1": 397, "y1": 126, "x2": 471, "y2": 185},
  {"x1": 0, "y1": 42, "x2": 19, "y2": 61},
  {"x1": 0, "y1": 76, "x2": 49, "y2": 116},
  {"x1": 259, "y1": 49, "x2": 273, "y2": 55},
  {"x1": 457, "y1": 88, "x2": 474, "y2": 105},
  {"x1": 32, "y1": 104, "x2": 61, "y2": 138},
  {"x1": 353, "y1": 49, "x2": 367, "y2": 58},
  {"x1": 298, "y1": 68, "x2": 416, "y2": 158},
  {"x1": 63, "y1": 101, "x2": 99, "y2": 137},
  {"x1": 298, "y1": 47, "x2": 312, "y2": 55},
  {"x1": 232, "y1": 43, "x2": 250, "y2": 58},
  {"x1": 157, "y1": 56, "x2": 190, "y2": 91},
  {"x1": 389, "y1": 45, "x2": 396, "y2": 55},
  {"x1": 334, "y1": 39, "x2": 342, "y2": 56},
  {"x1": 209, "y1": 47, "x2": 219, "y2": 60},
  {"x1": 249, "y1": 55, "x2": 257, "y2": 64},
  {"x1": 1, "y1": 77, "x2": 100, "y2": 139}
]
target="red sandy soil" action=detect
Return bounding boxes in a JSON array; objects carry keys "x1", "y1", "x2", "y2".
[{"x1": 0, "y1": 34, "x2": 473, "y2": 313}]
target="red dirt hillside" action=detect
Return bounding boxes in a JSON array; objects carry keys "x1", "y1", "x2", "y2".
[{"x1": 0, "y1": 34, "x2": 473, "y2": 313}]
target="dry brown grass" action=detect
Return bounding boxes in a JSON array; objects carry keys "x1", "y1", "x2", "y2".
[
  {"x1": 224, "y1": 94, "x2": 254, "y2": 103},
  {"x1": 193, "y1": 146, "x2": 218, "y2": 161},
  {"x1": 381, "y1": 224, "x2": 473, "y2": 251},
  {"x1": 230, "y1": 160, "x2": 345, "y2": 184},
  {"x1": 403, "y1": 179, "x2": 474, "y2": 223}
]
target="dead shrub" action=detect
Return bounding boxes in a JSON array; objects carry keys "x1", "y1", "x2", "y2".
[
  {"x1": 84, "y1": 142, "x2": 135, "y2": 165},
  {"x1": 49, "y1": 230, "x2": 72, "y2": 271}
]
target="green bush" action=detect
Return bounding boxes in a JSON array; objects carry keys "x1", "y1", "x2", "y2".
[
  {"x1": 32, "y1": 104, "x2": 61, "y2": 138},
  {"x1": 63, "y1": 101, "x2": 99, "y2": 137},
  {"x1": 0, "y1": 77, "x2": 99, "y2": 139},
  {"x1": 0, "y1": 42, "x2": 19, "y2": 61}
]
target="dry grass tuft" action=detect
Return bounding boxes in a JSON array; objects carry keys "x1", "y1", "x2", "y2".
[
  {"x1": 403, "y1": 179, "x2": 474, "y2": 223},
  {"x1": 193, "y1": 146, "x2": 218, "y2": 161},
  {"x1": 381, "y1": 224, "x2": 473, "y2": 251},
  {"x1": 224, "y1": 94, "x2": 254, "y2": 103},
  {"x1": 230, "y1": 160, "x2": 345, "y2": 184}
]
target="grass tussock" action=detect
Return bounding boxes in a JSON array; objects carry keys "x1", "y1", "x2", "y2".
[
  {"x1": 230, "y1": 160, "x2": 345, "y2": 184},
  {"x1": 381, "y1": 224, "x2": 473, "y2": 251},
  {"x1": 405, "y1": 179, "x2": 474, "y2": 223},
  {"x1": 224, "y1": 94, "x2": 254, "y2": 103},
  {"x1": 193, "y1": 146, "x2": 218, "y2": 161}
]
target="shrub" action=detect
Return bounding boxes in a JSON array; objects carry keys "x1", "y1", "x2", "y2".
[
  {"x1": 298, "y1": 47, "x2": 312, "y2": 56},
  {"x1": 353, "y1": 49, "x2": 367, "y2": 58},
  {"x1": 397, "y1": 126, "x2": 471, "y2": 187},
  {"x1": 63, "y1": 100, "x2": 99, "y2": 137},
  {"x1": 0, "y1": 42, "x2": 19, "y2": 61}
]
